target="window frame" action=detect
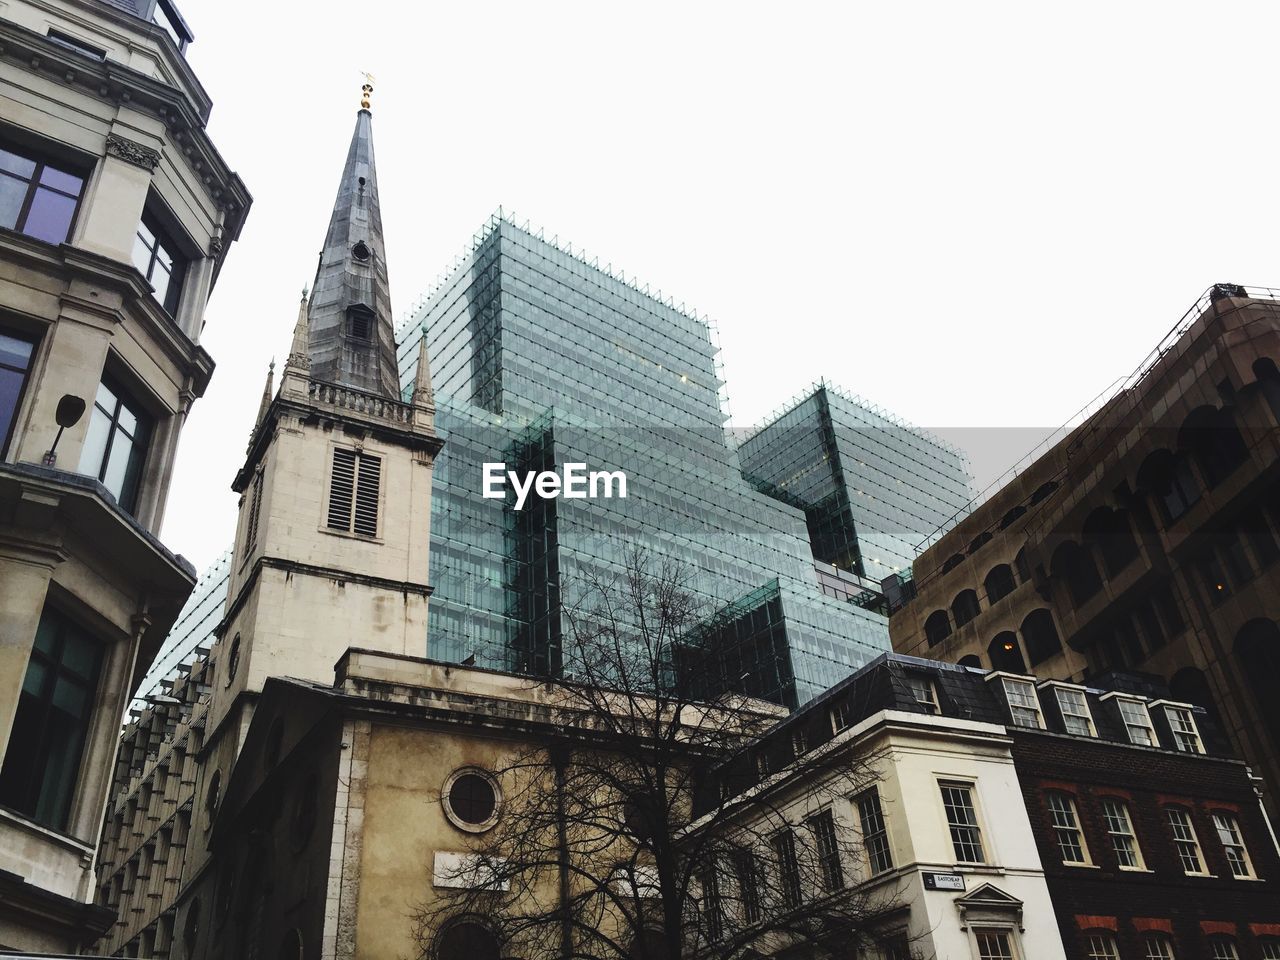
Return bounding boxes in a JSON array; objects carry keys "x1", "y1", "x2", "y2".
[
  {"x1": 938, "y1": 779, "x2": 987, "y2": 864},
  {"x1": 770, "y1": 827, "x2": 802, "y2": 909},
  {"x1": 986, "y1": 673, "x2": 1044, "y2": 729},
  {"x1": 77, "y1": 375, "x2": 153, "y2": 514},
  {"x1": 1042, "y1": 681, "x2": 1096, "y2": 737},
  {"x1": 905, "y1": 673, "x2": 940, "y2": 715},
  {"x1": 1142, "y1": 933, "x2": 1175, "y2": 959},
  {"x1": 1208, "y1": 937, "x2": 1240, "y2": 960},
  {"x1": 830, "y1": 699, "x2": 852, "y2": 735},
  {"x1": 1151, "y1": 701, "x2": 1205, "y2": 754},
  {"x1": 1099, "y1": 798, "x2": 1145, "y2": 870},
  {"x1": 806, "y1": 806, "x2": 844, "y2": 892},
  {"x1": 972, "y1": 927, "x2": 1021, "y2": 960},
  {"x1": 0, "y1": 138, "x2": 88, "y2": 245},
  {"x1": 324, "y1": 445, "x2": 383, "y2": 539},
  {"x1": 855, "y1": 787, "x2": 893, "y2": 877},
  {"x1": 1045, "y1": 791, "x2": 1093, "y2": 865},
  {"x1": 1210, "y1": 810, "x2": 1255, "y2": 879},
  {"x1": 131, "y1": 208, "x2": 189, "y2": 316},
  {"x1": 1084, "y1": 932, "x2": 1121, "y2": 960},
  {"x1": 1164, "y1": 806, "x2": 1209, "y2": 876},
  {"x1": 0, "y1": 327, "x2": 38, "y2": 458},
  {"x1": 1101, "y1": 693, "x2": 1157, "y2": 746}
]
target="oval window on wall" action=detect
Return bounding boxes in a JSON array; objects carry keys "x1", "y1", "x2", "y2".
[{"x1": 442, "y1": 768, "x2": 501, "y2": 833}]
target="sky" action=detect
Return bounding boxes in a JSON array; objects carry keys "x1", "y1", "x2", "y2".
[{"x1": 162, "y1": 0, "x2": 1280, "y2": 571}]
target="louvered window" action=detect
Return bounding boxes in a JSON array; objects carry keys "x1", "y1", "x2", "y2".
[
  {"x1": 246, "y1": 472, "x2": 263, "y2": 551},
  {"x1": 327, "y1": 448, "x2": 381, "y2": 536}
]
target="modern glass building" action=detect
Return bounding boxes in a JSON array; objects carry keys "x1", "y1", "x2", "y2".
[
  {"x1": 393, "y1": 214, "x2": 967, "y2": 706},
  {"x1": 739, "y1": 383, "x2": 972, "y2": 605}
]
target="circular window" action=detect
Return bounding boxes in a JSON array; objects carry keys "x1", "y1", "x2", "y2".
[
  {"x1": 351, "y1": 241, "x2": 371, "y2": 262},
  {"x1": 436, "y1": 919, "x2": 499, "y2": 960},
  {"x1": 204, "y1": 770, "x2": 221, "y2": 831},
  {"x1": 442, "y1": 768, "x2": 501, "y2": 832},
  {"x1": 226, "y1": 634, "x2": 241, "y2": 687},
  {"x1": 182, "y1": 898, "x2": 201, "y2": 955}
]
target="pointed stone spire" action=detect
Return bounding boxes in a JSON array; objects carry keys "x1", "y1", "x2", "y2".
[
  {"x1": 256, "y1": 359, "x2": 274, "y2": 426},
  {"x1": 412, "y1": 332, "x2": 434, "y2": 408},
  {"x1": 304, "y1": 93, "x2": 400, "y2": 398},
  {"x1": 285, "y1": 286, "x2": 310, "y2": 372}
]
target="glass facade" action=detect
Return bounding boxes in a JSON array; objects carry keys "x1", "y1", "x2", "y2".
[
  {"x1": 738, "y1": 384, "x2": 972, "y2": 592},
  {"x1": 396, "y1": 217, "x2": 924, "y2": 705}
]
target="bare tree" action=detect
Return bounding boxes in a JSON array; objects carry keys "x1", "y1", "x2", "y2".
[{"x1": 414, "y1": 550, "x2": 917, "y2": 960}]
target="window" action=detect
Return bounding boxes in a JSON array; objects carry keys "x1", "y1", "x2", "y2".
[
  {"x1": 857, "y1": 789, "x2": 893, "y2": 876},
  {"x1": 246, "y1": 471, "x2": 264, "y2": 552},
  {"x1": 445, "y1": 770, "x2": 499, "y2": 830},
  {"x1": 984, "y1": 564, "x2": 1016, "y2": 604},
  {"x1": 1046, "y1": 792, "x2": 1090, "y2": 864},
  {"x1": 925, "y1": 610, "x2": 952, "y2": 646},
  {"x1": 0, "y1": 606, "x2": 102, "y2": 829},
  {"x1": 0, "y1": 143, "x2": 85, "y2": 244},
  {"x1": 700, "y1": 860, "x2": 723, "y2": 941},
  {"x1": 905, "y1": 674, "x2": 939, "y2": 714},
  {"x1": 808, "y1": 808, "x2": 843, "y2": 891},
  {"x1": 830, "y1": 700, "x2": 852, "y2": 733},
  {"x1": 732, "y1": 848, "x2": 761, "y2": 924},
  {"x1": 1209, "y1": 939, "x2": 1239, "y2": 960},
  {"x1": 1001, "y1": 677, "x2": 1043, "y2": 728},
  {"x1": 1143, "y1": 934, "x2": 1175, "y2": 959},
  {"x1": 436, "y1": 921, "x2": 500, "y2": 960},
  {"x1": 1165, "y1": 807, "x2": 1206, "y2": 874},
  {"x1": 327, "y1": 447, "x2": 381, "y2": 536},
  {"x1": 1113, "y1": 697, "x2": 1156, "y2": 746},
  {"x1": 1211, "y1": 812, "x2": 1254, "y2": 878},
  {"x1": 132, "y1": 212, "x2": 187, "y2": 315},
  {"x1": 771, "y1": 828, "x2": 801, "y2": 908},
  {"x1": 1163, "y1": 705, "x2": 1204, "y2": 753},
  {"x1": 1085, "y1": 934, "x2": 1120, "y2": 959},
  {"x1": 78, "y1": 378, "x2": 151, "y2": 513},
  {"x1": 952, "y1": 589, "x2": 981, "y2": 627},
  {"x1": 1259, "y1": 940, "x2": 1280, "y2": 960},
  {"x1": 47, "y1": 29, "x2": 106, "y2": 59},
  {"x1": 792, "y1": 728, "x2": 808, "y2": 756},
  {"x1": 1052, "y1": 686, "x2": 1095, "y2": 736},
  {"x1": 1100, "y1": 799, "x2": 1144, "y2": 869},
  {"x1": 975, "y1": 930, "x2": 1014, "y2": 959},
  {"x1": 203, "y1": 769, "x2": 220, "y2": 830},
  {"x1": 346, "y1": 304, "x2": 374, "y2": 340},
  {"x1": 0, "y1": 330, "x2": 35, "y2": 456},
  {"x1": 939, "y1": 781, "x2": 985, "y2": 863}
]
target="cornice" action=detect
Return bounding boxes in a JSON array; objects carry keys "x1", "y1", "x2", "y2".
[{"x1": 0, "y1": 18, "x2": 252, "y2": 246}]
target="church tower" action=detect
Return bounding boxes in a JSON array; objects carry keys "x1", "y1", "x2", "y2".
[{"x1": 203, "y1": 82, "x2": 441, "y2": 749}]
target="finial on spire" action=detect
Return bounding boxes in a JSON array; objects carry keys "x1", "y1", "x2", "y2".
[
  {"x1": 360, "y1": 72, "x2": 375, "y2": 111},
  {"x1": 285, "y1": 287, "x2": 311, "y2": 373},
  {"x1": 256, "y1": 358, "x2": 275, "y2": 426}
]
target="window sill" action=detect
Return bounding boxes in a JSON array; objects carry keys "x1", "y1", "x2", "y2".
[
  {"x1": 318, "y1": 525, "x2": 383, "y2": 545},
  {"x1": 1117, "y1": 866, "x2": 1154, "y2": 874},
  {"x1": 1229, "y1": 875, "x2": 1264, "y2": 882},
  {"x1": 1062, "y1": 862, "x2": 1100, "y2": 869}
]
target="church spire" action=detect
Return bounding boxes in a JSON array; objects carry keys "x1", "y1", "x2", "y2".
[
  {"x1": 304, "y1": 83, "x2": 399, "y2": 398},
  {"x1": 412, "y1": 332, "x2": 434, "y2": 408},
  {"x1": 286, "y1": 286, "x2": 310, "y2": 373}
]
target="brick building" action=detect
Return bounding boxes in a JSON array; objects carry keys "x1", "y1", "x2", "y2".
[{"x1": 888, "y1": 284, "x2": 1280, "y2": 822}]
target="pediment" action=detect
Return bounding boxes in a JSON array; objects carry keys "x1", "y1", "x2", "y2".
[{"x1": 956, "y1": 882, "x2": 1021, "y2": 906}]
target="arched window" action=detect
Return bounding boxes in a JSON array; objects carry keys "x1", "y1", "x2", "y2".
[
  {"x1": 1208, "y1": 937, "x2": 1240, "y2": 960},
  {"x1": 968, "y1": 531, "x2": 992, "y2": 555},
  {"x1": 951, "y1": 589, "x2": 981, "y2": 628},
  {"x1": 1083, "y1": 507, "x2": 1139, "y2": 577},
  {"x1": 437, "y1": 920, "x2": 501, "y2": 960},
  {"x1": 1021, "y1": 609, "x2": 1062, "y2": 666},
  {"x1": 1253, "y1": 357, "x2": 1280, "y2": 421},
  {"x1": 1179, "y1": 406, "x2": 1247, "y2": 489},
  {"x1": 1235, "y1": 619, "x2": 1280, "y2": 751},
  {"x1": 941, "y1": 552, "x2": 965, "y2": 574},
  {"x1": 1051, "y1": 541, "x2": 1103, "y2": 604},
  {"x1": 958, "y1": 655, "x2": 982, "y2": 669},
  {"x1": 984, "y1": 564, "x2": 1016, "y2": 605},
  {"x1": 1000, "y1": 505, "x2": 1027, "y2": 530},
  {"x1": 988, "y1": 632, "x2": 1027, "y2": 673},
  {"x1": 925, "y1": 610, "x2": 953, "y2": 647},
  {"x1": 1084, "y1": 932, "x2": 1120, "y2": 959},
  {"x1": 1029, "y1": 480, "x2": 1058, "y2": 505},
  {"x1": 1136, "y1": 448, "x2": 1200, "y2": 524},
  {"x1": 1142, "y1": 933, "x2": 1175, "y2": 959}
]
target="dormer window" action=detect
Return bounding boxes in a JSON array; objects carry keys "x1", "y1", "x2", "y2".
[
  {"x1": 991, "y1": 675, "x2": 1043, "y2": 729},
  {"x1": 905, "y1": 674, "x2": 940, "y2": 715},
  {"x1": 346, "y1": 305, "x2": 375, "y2": 341},
  {"x1": 830, "y1": 700, "x2": 852, "y2": 734},
  {"x1": 1103, "y1": 694, "x2": 1156, "y2": 746},
  {"x1": 1159, "y1": 703, "x2": 1204, "y2": 754},
  {"x1": 791, "y1": 728, "x2": 808, "y2": 757},
  {"x1": 1045, "y1": 683, "x2": 1094, "y2": 737}
]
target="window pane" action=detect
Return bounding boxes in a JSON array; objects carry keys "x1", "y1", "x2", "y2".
[
  {"x1": 38, "y1": 165, "x2": 83, "y2": 196},
  {"x1": 0, "y1": 332, "x2": 34, "y2": 371},
  {"x1": 0, "y1": 149, "x2": 36, "y2": 178},
  {"x1": 132, "y1": 229, "x2": 154, "y2": 275},
  {"x1": 150, "y1": 260, "x2": 172, "y2": 311},
  {"x1": 102, "y1": 425, "x2": 132, "y2": 499},
  {"x1": 22, "y1": 188, "x2": 77, "y2": 244},
  {"x1": 78, "y1": 406, "x2": 112, "y2": 481},
  {"x1": 0, "y1": 368, "x2": 26, "y2": 453},
  {"x1": 0, "y1": 173, "x2": 26, "y2": 230}
]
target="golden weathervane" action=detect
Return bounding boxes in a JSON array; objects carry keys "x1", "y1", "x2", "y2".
[{"x1": 360, "y1": 72, "x2": 375, "y2": 110}]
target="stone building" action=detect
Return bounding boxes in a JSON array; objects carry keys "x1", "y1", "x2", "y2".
[
  {"x1": 91, "y1": 89, "x2": 441, "y2": 957},
  {"x1": 888, "y1": 284, "x2": 1280, "y2": 818},
  {"x1": 0, "y1": 0, "x2": 247, "y2": 950}
]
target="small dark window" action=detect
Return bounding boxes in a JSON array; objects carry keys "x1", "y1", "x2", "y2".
[
  {"x1": 1022, "y1": 609, "x2": 1062, "y2": 666},
  {"x1": 984, "y1": 564, "x2": 1016, "y2": 605},
  {"x1": 968, "y1": 531, "x2": 992, "y2": 555},
  {"x1": 999, "y1": 505, "x2": 1027, "y2": 529},
  {"x1": 351, "y1": 240, "x2": 371, "y2": 262},
  {"x1": 448, "y1": 772, "x2": 496, "y2": 825},
  {"x1": 132, "y1": 211, "x2": 187, "y2": 315},
  {"x1": 941, "y1": 552, "x2": 965, "y2": 574},
  {"x1": 951, "y1": 589, "x2": 981, "y2": 627},
  {"x1": 77, "y1": 377, "x2": 152, "y2": 514},
  {"x1": 204, "y1": 769, "x2": 220, "y2": 830},
  {"x1": 437, "y1": 922, "x2": 500, "y2": 960},
  {"x1": 1029, "y1": 480, "x2": 1058, "y2": 505},
  {"x1": 1052, "y1": 541, "x2": 1102, "y2": 605},
  {"x1": 346, "y1": 305, "x2": 374, "y2": 340},
  {"x1": 327, "y1": 448, "x2": 381, "y2": 536},
  {"x1": 958, "y1": 654, "x2": 982, "y2": 669},
  {"x1": 925, "y1": 610, "x2": 952, "y2": 647},
  {"x1": 0, "y1": 606, "x2": 103, "y2": 829},
  {"x1": 46, "y1": 29, "x2": 106, "y2": 59},
  {"x1": 988, "y1": 632, "x2": 1027, "y2": 673},
  {"x1": 0, "y1": 142, "x2": 85, "y2": 244},
  {"x1": 246, "y1": 471, "x2": 264, "y2": 552},
  {"x1": 225, "y1": 634, "x2": 240, "y2": 686},
  {"x1": 0, "y1": 330, "x2": 36, "y2": 457}
]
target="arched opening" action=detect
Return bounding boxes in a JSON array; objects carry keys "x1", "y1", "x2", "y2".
[
  {"x1": 1021, "y1": 609, "x2": 1062, "y2": 666},
  {"x1": 958, "y1": 654, "x2": 982, "y2": 669},
  {"x1": 436, "y1": 920, "x2": 501, "y2": 960},
  {"x1": 1082, "y1": 507, "x2": 1139, "y2": 577},
  {"x1": 988, "y1": 632, "x2": 1027, "y2": 673},
  {"x1": 925, "y1": 610, "x2": 952, "y2": 647},
  {"x1": 1253, "y1": 357, "x2": 1280, "y2": 420},
  {"x1": 951, "y1": 589, "x2": 981, "y2": 628},
  {"x1": 941, "y1": 552, "x2": 965, "y2": 574},
  {"x1": 1235, "y1": 619, "x2": 1280, "y2": 750},
  {"x1": 1000, "y1": 505, "x2": 1027, "y2": 530},
  {"x1": 1136, "y1": 448, "x2": 1200, "y2": 524},
  {"x1": 1168, "y1": 666, "x2": 1218, "y2": 725},
  {"x1": 968, "y1": 531, "x2": 993, "y2": 555},
  {"x1": 1029, "y1": 480, "x2": 1058, "y2": 505},
  {"x1": 1014, "y1": 546, "x2": 1031, "y2": 583},
  {"x1": 983, "y1": 564, "x2": 1016, "y2": 605},
  {"x1": 1051, "y1": 541, "x2": 1103, "y2": 604},
  {"x1": 1178, "y1": 405, "x2": 1247, "y2": 489}
]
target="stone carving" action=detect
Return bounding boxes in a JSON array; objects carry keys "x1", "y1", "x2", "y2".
[{"x1": 105, "y1": 133, "x2": 160, "y2": 171}]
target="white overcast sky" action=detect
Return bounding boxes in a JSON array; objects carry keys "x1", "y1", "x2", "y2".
[{"x1": 162, "y1": 0, "x2": 1280, "y2": 570}]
